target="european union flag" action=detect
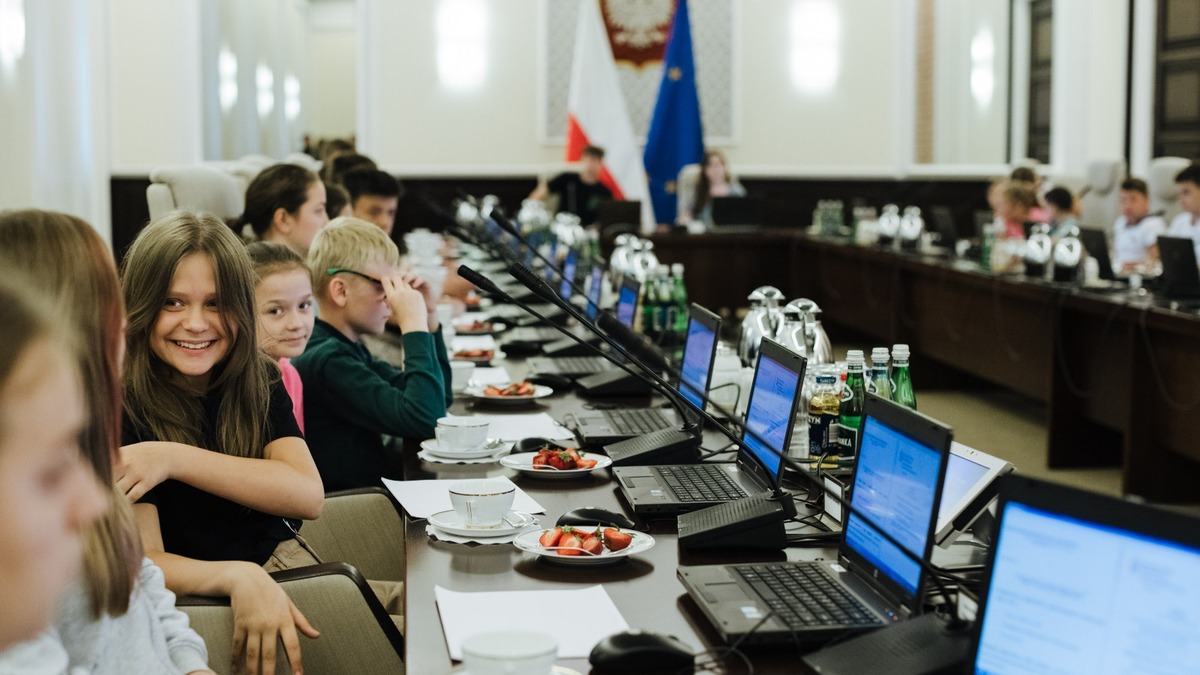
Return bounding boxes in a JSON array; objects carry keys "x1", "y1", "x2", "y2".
[{"x1": 643, "y1": 0, "x2": 704, "y2": 227}]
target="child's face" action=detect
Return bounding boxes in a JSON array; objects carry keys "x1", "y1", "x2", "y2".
[
  {"x1": 1178, "y1": 181, "x2": 1200, "y2": 217},
  {"x1": 256, "y1": 268, "x2": 315, "y2": 360},
  {"x1": 352, "y1": 195, "x2": 400, "y2": 235},
  {"x1": 0, "y1": 339, "x2": 106, "y2": 647},
  {"x1": 341, "y1": 259, "x2": 394, "y2": 338},
  {"x1": 151, "y1": 253, "x2": 236, "y2": 393},
  {"x1": 1119, "y1": 189, "x2": 1149, "y2": 220},
  {"x1": 281, "y1": 182, "x2": 329, "y2": 256}
]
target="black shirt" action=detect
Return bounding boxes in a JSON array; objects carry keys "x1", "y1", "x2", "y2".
[
  {"x1": 547, "y1": 172, "x2": 613, "y2": 225},
  {"x1": 123, "y1": 379, "x2": 303, "y2": 565}
]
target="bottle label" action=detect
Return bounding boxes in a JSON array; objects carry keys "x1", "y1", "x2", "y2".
[
  {"x1": 808, "y1": 413, "x2": 839, "y2": 457},
  {"x1": 836, "y1": 424, "x2": 859, "y2": 455}
]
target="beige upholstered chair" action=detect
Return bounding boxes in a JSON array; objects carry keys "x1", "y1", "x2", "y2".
[
  {"x1": 300, "y1": 487, "x2": 405, "y2": 582},
  {"x1": 1078, "y1": 159, "x2": 1126, "y2": 230},
  {"x1": 1148, "y1": 156, "x2": 1191, "y2": 224},
  {"x1": 179, "y1": 562, "x2": 405, "y2": 674},
  {"x1": 145, "y1": 165, "x2": 246, "y2": 222},
  {"x1": 284, "y1": 152, "x2": 323, "y2": 173},
  {"x1": 675, "y1": 163, "x2": 702, "y2": 222}
]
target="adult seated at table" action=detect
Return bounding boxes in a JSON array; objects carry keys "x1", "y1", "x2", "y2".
[
  {"x1": 1112, "y1": 177, "x2": 1165, "y2": 273},
  {"x1": 528, "y1": 145, "x2": 613, "y2": 227},
  {"x1": 1166, "y1": 163, "x2": 1200, "y2": 264},
  {"x1": 677, "y1": 149, "x2": 745, "y2": 231}
]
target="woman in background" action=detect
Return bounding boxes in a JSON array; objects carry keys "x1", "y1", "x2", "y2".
[{"x1": 678, "y1": 149, "x2": 745, "y2": 228}]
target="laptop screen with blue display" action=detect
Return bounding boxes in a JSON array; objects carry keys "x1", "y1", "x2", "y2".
[
  {"x1": 844, "y1": 416, "x2": 943, "y2": 595},
  {"x1": 543, "y1": 240, "x2": 558, "y2": 282},
  {"x1": 678, "y1": 314, "x2": 717, "y2": 410},
  {"x1": 585, "y1": 265, "x2": 603, "y2": 322},
  {"x1": 616, "y1": 278, "x2": 639, "y2": 328},
  {"x1": 559, "y1": 250, "x2": 577, "y2": 300},
  {"x1": 741, "y1": 351, "x2": 802, "y2": 480}
]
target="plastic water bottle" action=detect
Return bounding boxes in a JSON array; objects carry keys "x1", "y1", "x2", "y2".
[
  {"x1": 868, "y1": 347, "x2": 892, "y2": 401},
  {"x1": 891, "y1": 344, "x2": 916, "y2": 409}
]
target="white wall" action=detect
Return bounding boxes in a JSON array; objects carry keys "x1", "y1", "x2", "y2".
[
  {"x1": 306, "y1": 0, "x2": 356, "y2": 139},
  {"x1": 109, "y1": 0, "x2": 203, "y2": 173},
  {"x1": 931, "y1": 0, "x2": 1009, "y2": 165}
]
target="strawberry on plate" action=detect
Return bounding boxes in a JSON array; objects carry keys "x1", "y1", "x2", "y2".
[
  {"x1": 557, "y1": 532, "x2": 583, "y2": 556},
  {"x1": 580, "y1": 537, "x2": 604, "y2": 556},
  {"x1": 603, "y1": 528, "x2": 633, "y2": 552},
  {"x1": 539, "y1": 527, "x2": 563, "y2": 548}
]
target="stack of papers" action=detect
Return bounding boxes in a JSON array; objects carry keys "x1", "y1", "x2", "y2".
[
  {"x1": 451, "y1": 335, "x2": 497, "y2": 352},
  {"x1": 435, "y1": 585, "x2": 630, "y2": 660},
  {"x1": 382, "y1": 476, "x2": 545, "y2": 519},
  {"x1": 472, "y1": 412, "x2": 574, "y2": 442}
]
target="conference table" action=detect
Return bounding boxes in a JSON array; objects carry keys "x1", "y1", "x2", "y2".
[{"x1": 397, "y1": 351, "x2": 834, "y2": 674}]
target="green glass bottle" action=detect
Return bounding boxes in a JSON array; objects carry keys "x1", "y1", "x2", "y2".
[
  {"x1": 670, "y1": 263, "x2": 689, "y2": 335},
  {"x1": 891, "y1": 343, "x2": 917, "y2": 409},
  {"x1": 837, "y1": 350, "x2": 866, "y2": 456}
]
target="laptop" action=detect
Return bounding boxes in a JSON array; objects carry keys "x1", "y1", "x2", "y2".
[
  {"x1": 969, "y1": 475, "x2": 1200, "y2": 674},
  {"x1": 596, "y1": 200, "x2": 642, "y2": 230},
  {"x1": 711, "y1": 197, "x2": 764, "y2": 233},
  {"x1": 503, "y1": 250, "x2": 582, "y2": 345},
  {"x1": 613, "y1": 338, "x2": 806, "y2": 515},
  {"x1": 934, "y1": 443, "x2": 1013, "y2": 547},
  {"x1": 525, "y1": 275, "x2": 638, "y2": 377},
  {"x1": 1077, "y1": 228, "x2": 1125, "y2": 284},
  {"x1": 1155, "y1": 235, "x2": 1200, "y2": 299},
  {"x1": 678, "y1": 395, "x2": 953, "y2": 646},
  {"x1": 574, "y1": 303, "x2": 720, "y2": 446}
]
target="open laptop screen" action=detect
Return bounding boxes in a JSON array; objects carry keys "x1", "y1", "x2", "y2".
[
  {"x1": 741, "y1": 346, "x2": 803, "y2": 480},
  {"x1": 844, "y1": 414, "x2": 944, "y2": 595},
  {"x1": 974, "y1": 500, "x2": 1200, "y2": 674},
  {"x1": 585, "y1": 265, "x2": 603, "y2": 322},
  {"x1": 935, "y1": 443, "x2": 1012, "y2": 546},
  {"x1": 678, "y1": 307, "x2": 719, "y2": 410},
  {"x1": 615, "y1": 278, "x2": 640, "y2": 328},
  {"x1": 543, "y1": 240, "x2": 559, "y2": 282},
  {"x1": 558, "y1": 250, "x2": 577, "y2": 300}
]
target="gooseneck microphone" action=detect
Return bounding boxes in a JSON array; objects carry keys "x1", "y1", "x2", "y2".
[{"x1": 489, "y1": 211, "x2": 599, "y2": 316}]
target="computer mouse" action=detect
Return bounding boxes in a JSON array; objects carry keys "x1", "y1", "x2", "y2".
[
  {"x1": 512, "y1": 437, "x2": 570, "y2": 454},
  {"x1": 524, "y1": 372, "x2": 573, "y2": 389},
  {"x1": 589, "y1": 630, "x2": 694, "y2": 673},
  {"x1": 557, "y1": 507, "x2": 637, "y2": 530}
]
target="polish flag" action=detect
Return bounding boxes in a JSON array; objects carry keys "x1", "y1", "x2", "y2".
[{"x1": 566, "y1": 0, "x2": 655, "y2": 233}]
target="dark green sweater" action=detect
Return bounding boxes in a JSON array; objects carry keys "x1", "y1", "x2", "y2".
[{"x1": 294, "y1": 319, "x2": 452, "y2": 490}]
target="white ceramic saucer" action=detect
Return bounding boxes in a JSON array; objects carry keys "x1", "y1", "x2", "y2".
[
  {"x1": 420, "y1": 438, "x2": 509, "y2": 460},
  {"x1": 428, "y1": 510, "x2": 536, "y2": 538}
]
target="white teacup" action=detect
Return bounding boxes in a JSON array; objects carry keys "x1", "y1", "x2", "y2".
[
  {"x1": 435, "y1": 416, "x2": 489, "y2": 453},
  {"x1": 448, "y1": 479, "x2": 516, "y2": 528},
  {"x1": 450, "y1": 361, "x2": 476, "y2": 393},
  {"x1": 462, "y1": 630, "x2": 557, "y2": 675}
]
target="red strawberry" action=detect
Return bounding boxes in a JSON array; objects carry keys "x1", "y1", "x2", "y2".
[
  {"x1": 547, "y1": 451, "x2": 576, "y2": 470},
  {"x1": 539, "y1": 527, "x2": 563, "y2": 548},
  {"x1": 558, "y1": 533, "x2": 583, "y2": 555},
  {"x1": 576, "y1": 458, "x2": 598, "y2": 469},
  {"x1": 564, "y1": 448, "x2": 582, "y2": 463},
  {"x1": 532, "y1": 454, "x2": 548, "y2": 468},
  {"x1": 580, "y1": 537, "x2": 604, "y2": 556},
  {"x1": 603, "y1": 528, "x2": 633, "y2": 552}
]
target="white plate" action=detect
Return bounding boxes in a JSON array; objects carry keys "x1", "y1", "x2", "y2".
[
  {"x1": 512, "y1": 529, "x2": 654, "y2": 566},
  {"x1": 465, "y1": 384, "x2": 554, "y2": 405},
  {"x1": 499, "y1": 452, "x2": 612, "y2": 479},
  {"x1": 420, "y1": 438, "x2": 511, "y2": 460},
  {"x1": 428, "y1": 509, "x2": 537, "y2": 538},
  {"x1": 453, "y1": 320, "x2": 508, "y2": 336}
]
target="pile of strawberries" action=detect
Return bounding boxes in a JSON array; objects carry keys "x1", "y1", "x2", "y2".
[
  {"x1": 530, "y1": 447, "x2": 597, "y2": 470},
  {"x1": 483, "y1": 381, "x2": 536, "y2": 397},
  {"x1": 538, "y1": 526, "x2": 633, "y2": 557}
]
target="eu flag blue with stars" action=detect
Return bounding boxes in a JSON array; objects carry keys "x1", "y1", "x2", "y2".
[{"x1": 643, "y1": 0, "x2": 704, "y2": 226}]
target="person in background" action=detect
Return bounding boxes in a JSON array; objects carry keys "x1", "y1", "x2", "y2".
[
  {"x1": 119, "y1": 211, "x2": 324, "y2": 675},
  {"x1": 1166, "y1": 163, "x2": 1200, "y2": 263},
  {"x1": 1112, "y1": 178, "x2": 1165, "y2": 273},
  {"x1": 678, "y1": 149, "x2": 746, "y2": 229},
  {"x1": 240, "y1": 164, "x2": 329, "y2": 256},
  {"x1": 528, "y1": 144, "x2": 613, "y2": 226},
  {"x1": 0, "y1": 279, "x2": 107, "y2": 653},
  {"x1": 294, "y1": 218, "x2": 451, "y2": 492},
  {"x1": 325, "y1": 183, "x2": 352, "y2": 220},
  {"x1": 325, "y1": 153, "x2": 378, "y2": 188},
  {"x1": 994, "y1": 179, "x2": 1039, "y2": 240},
  {"x1": 342, "y1": 168, "x2": 404, "y2": 237},
  {"x1": 0, "y1": 210, "x2": 211, "y2": 674},
  {"x1": 247, "y1": 242, "x2": 315, "y2": 435},
  {"x1": 1042, "y1": 187, "x2": 1080, "y2": 239}
]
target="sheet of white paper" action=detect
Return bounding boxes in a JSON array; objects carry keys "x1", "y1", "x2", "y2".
[
  {"x1": 382, "y1": 476, "x2": 545, "y2": 518},
  {"x1": 469, "y1": 366, "x2": 512, "y2": 385},
  {"x1": 474, "y1": 413, "x2": 574, "y2": 441},
  {"x1": 435, "y1": 585, "x2": 629, "y2": 660},
  {"x1": 451, "y1": 335, "x2": 497, "y2": 351}
]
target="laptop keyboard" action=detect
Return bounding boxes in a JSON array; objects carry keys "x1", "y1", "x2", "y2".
[
  {"x1": 531, "y1": 356, "x2": 609, "y2": 374},
  {"x1": 736, "y1": 564, "x2": 877, "y2": 628},
  {"x1": 656, "y1": 465, "x2": 748, "y2": 502},
  {"x1": 608, "y1": 408, "x2": 672, "y2": 435}
]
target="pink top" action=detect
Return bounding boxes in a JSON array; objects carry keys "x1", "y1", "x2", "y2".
[{"x1": 279, "y1": 357, "x2": 305, "y2": 435}]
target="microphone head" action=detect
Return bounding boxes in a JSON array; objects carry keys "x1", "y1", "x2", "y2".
[
  {"x1": 508, "y1": 262, "x2": 565, "y2": 308},
  {"x1": 457, "y1": 265, "x2": 500, "y2": 294}
]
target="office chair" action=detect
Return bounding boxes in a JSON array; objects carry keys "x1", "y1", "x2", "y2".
[
  {"x1": 145, "y1": 165, "x2": 245, "y2": 222},
  {"x1": 1078, "y1": 158, "x2": 1126, "y2": 230}
]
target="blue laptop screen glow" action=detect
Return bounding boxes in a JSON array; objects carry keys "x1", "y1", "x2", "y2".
[
  {"x1": 741, "y1": 354, "x2": 800, "y2": 480},
  {"x1": 937, "y1": 452, "x2": 990, "y2": 525},
  {"x1": 559, "y1": 251, "x2": 577, "y2": 300},
  {"x1": 974, "y1": 503, "x2": 1200, "y2": 675},
  {"x1": 844, "y1": 417, "x2": 942, "y2": 595},
  {"x1": 616, "y1": 282, "x2": 638, "y2": 328},
  {"x1": 586, "y1": 266, "x2": 603, "y2": 322},
  {"x1": 678, "y1": 317, "x2": 716, "y2": 410},
  {"x1": 544, "y1": 240, "x2": 559, "y2": 282}
]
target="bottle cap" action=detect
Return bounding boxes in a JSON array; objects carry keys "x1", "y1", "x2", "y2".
[
  {"x1": 892, "y1": 344, "x2": 910, "y2": 359},
  {"x1": 871, "y1": 347, "x2": 890, "y2": 360},
  {"x1": 671, "y1": 262, "x2": 684, "y2": 276},
  {"x1": 846, "y1": 349, "x2": 865, "y2": 365}
]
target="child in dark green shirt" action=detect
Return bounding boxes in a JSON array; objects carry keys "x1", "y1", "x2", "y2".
[{"x1": 294, "y1": 217, "x2": 452, "y2": 490}]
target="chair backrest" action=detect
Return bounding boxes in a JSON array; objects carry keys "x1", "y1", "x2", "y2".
[
  {"x1": 146, "y1": 165, "x2": 246, "y2": 223},
  {"x1": 179, "y1": 562, "x2": 405, "y2": 674},
  {"x1": 301, "y1": 488, "x2": 405, "y2": 582},
  {"x1": 284, "y1": 152, "x2": 323, "y2": 173},
  {"x1": 676, "y1": 163, "x2": 702, "y2": 221},
  {"x1": 1078, "y1": 158, "x2": 1126, "y2": 230},
  {"x1": 1148, "y1": 156, "x2": 1191, "y2": 224}
]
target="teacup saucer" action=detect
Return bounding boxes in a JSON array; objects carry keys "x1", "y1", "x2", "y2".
[
  {"x1": 421, "y1": 438, "x2": 509, "y2": 460},
  {"x1": 428, "y1": 510, "x2": 536, "y2": 538}
]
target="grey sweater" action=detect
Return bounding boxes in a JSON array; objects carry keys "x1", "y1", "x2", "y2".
[{"x1": 0, "y1": 558, "x2": 210, "y2": 674}]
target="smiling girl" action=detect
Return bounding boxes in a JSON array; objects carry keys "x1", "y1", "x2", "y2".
[
  {"x1": 119, "y1": 210, "x2": 324, "y2": 675},
  {"x1": 247, "y1": 241, "x2": 315, "y2": 433}
]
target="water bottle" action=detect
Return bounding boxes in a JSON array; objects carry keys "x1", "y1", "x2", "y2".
[
  {"x1": 891, "y1": 344, "x2": 917, "y2": 409},
  {"x1": 868, "y1": 347, "x2": 892, "y2": 400}
]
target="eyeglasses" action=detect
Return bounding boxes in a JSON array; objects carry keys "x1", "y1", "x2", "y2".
[{"x1": 326, "y1": 268, "x2": 383, "y2": 286}]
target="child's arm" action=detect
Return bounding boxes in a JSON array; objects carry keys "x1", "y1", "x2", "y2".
[
  {"x1": 135, "y1": 504, "x2": 319, "y2": 675},
  {"x1": 118, "y1": 437, "x2": 324, "y2": 520},
  {"x1": 139, "y1": 558, "x2": 214, "y2": 674}
]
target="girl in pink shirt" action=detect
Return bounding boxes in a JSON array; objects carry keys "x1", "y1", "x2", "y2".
[{"x1": 247, "y1": 242, "x2": 315, "y2": 433}]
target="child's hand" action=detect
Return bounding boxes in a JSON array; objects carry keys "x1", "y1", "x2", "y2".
[
  {"x1": 382, "y1": 275, "x2": 428, "y2": 333},
  {"x1": 229, "y1": 565, "x2": 319, "y2": 675},
  {"x1": 400, "y1": 271, "x2": 440, "y2": 330},
  {"x1": 117, "y1": 442, "x2": 176, "y2": 502}
]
